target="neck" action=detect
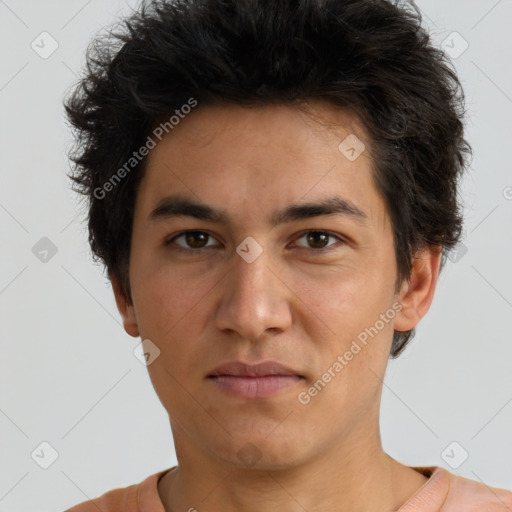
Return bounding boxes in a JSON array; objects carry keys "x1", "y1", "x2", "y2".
[{"x1": 158, "y1": 422, "x2": 428, "y2": 512}]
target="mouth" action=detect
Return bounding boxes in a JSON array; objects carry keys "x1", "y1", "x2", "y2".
[{"x1": 207, "y1": 361, "x2": 305, "y2": 399}]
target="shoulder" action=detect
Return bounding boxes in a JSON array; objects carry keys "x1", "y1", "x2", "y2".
[
  {"x1": 64, "y1": 482, "x2": 138, "y2": 512},
  {"x1": 400, "y1": 466, "x2": 512, "y2": 512},
  {"x1": 64, "y1": 468, "x2": 171, "y2": 512},
  {"x1": 442, "y1": 467, "x2": 512, "y2": 511}
]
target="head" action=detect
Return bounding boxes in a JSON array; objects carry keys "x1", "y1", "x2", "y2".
[{"x1": 65, "y1": 0, "x2": 471, "y2": 469}]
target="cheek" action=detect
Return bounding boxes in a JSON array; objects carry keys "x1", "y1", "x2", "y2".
[
  {"x1": 307, "y1": 273, "x2": 369, "y2": 332},
  {"x1": 305, "y1": 270, "x2": 393, "y2": 361},
  {"x1": 130, "y1": 266, "x2": 197, "y2": 340},
  {"x1": 131, "y1": 265, "x2": 220, "y2": 376}
]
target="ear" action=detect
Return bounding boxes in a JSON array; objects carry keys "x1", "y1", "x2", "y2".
[
  {"x1": 111, "y1": 272, "x2": 140, "y2": 338},
  {"x1": 394, "y1": 245, "x2": 442, "y2": 332}
]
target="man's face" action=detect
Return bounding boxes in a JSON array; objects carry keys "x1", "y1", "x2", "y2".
[{"x1": 117, "y1": 102, "x2": 412, "y2": 468}]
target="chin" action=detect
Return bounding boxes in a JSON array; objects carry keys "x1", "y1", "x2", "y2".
[{"x1": 207, "y1": 428, "x2": 311, "y2": 471}]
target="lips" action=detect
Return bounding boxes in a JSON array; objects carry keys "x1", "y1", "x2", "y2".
[
  {"x1": 208, "y1": 360, "x2": 303, "y2": 378},
  {"x1": 207, "y1": 361, "x2": 305, "y2": 399}
]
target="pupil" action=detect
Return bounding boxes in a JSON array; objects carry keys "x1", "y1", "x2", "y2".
[
  {"x1": 186, "y1": 232, "x2": 207, "y2": 248},
  {"x1": 308, "y1": 232, "x2": 328, "y2": 248}
]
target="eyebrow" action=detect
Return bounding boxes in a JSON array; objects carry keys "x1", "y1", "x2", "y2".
[{"x1": 148, "y1": 194, "x2": 369, "y2": 227}]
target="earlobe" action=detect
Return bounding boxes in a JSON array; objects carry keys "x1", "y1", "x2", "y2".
[
  {"x1": 111, "y1": 272, "x2": 140, "y2": 338},
  {"x1": 393, "y1": 245, "x2": 442, "y2": 332}
]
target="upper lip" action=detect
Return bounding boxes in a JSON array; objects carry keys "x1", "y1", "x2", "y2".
[{"x1": 208, "y1": 361, "x2": 303, "y2": 378}]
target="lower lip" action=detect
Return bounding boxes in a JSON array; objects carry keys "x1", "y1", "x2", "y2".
[{"x1": 208, "y1": 375, "x2": 303, "y2": 399}]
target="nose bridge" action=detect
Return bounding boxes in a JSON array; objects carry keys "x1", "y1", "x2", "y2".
[{"x1": 215, "y1": 242, "x2": 290, "y2": 340}]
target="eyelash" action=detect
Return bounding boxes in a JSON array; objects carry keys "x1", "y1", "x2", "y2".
[{"x1": 164, "y1": 230, "x2": 346, "y2": 254}]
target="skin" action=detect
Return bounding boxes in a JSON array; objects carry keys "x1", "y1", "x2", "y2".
[{"x1": 112, "y1": 101, "x2": 441, "y2": 511}]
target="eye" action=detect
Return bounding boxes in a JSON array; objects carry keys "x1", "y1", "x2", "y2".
[
  {"x1": 165, "y1": 230, "x2": 220, "y2": 252},
  {"x1": 292, "y1": 230, "x2": 345, "y2": 251},
  {"x1": 165, "y1": 229, "x2": 345, "y2": 253}
]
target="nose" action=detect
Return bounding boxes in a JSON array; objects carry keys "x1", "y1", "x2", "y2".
[{"x1": 214, "y1": 243, "x2": 292, "y2": 342}]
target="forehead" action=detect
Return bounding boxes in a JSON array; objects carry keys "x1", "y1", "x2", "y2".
[
  {"x1": 137, "y1": 101, "x2": 388, "y2": 233},
  {"x1": 149, "y1": 101, "x2": 370, "y2": 154}
]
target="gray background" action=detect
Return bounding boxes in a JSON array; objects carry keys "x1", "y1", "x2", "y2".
[{"x1": 1, "y1": 0, "x2": 511, "y2": 510}]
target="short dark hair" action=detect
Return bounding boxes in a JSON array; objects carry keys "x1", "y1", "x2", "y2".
[{"x1": 64, "y1": 0, "x2": 472, "y2": 358}]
